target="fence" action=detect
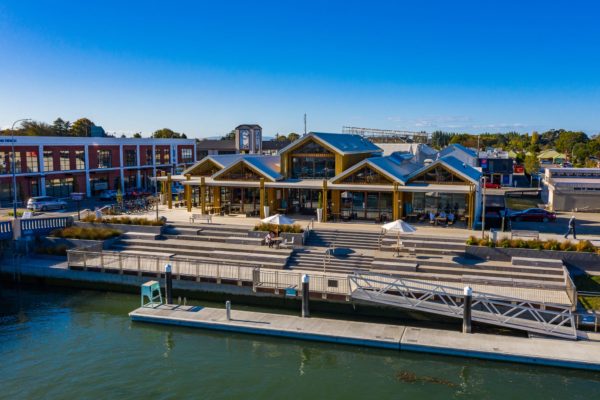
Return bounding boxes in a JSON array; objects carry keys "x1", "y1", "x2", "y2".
[
  {"x1": 20, "y1": 216, "x2": 73, "y2": 236},
  {"x1": 67, "y1": 248, "x2": 351, "y2": 297},
  {"x1": 0, "y1": 221, "x2": 12, "y2": 240}
]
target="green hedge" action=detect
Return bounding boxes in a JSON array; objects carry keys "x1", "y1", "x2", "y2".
[
  {"x1": 253, "y1": 223, "x2": 303, "y2": 233},
  {"x1": 51, "y1": 226, "x2": 121, "y2": 240},
  {"x1": 81, "y1": 215, "x2": 164, "y2": 226},
  {"x1": 467, "y1": 235, "x2": 598, "y2": 253}
]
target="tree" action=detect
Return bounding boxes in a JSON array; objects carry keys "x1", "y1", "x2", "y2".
[
  {"x1": 70, "y1": 118, "x2": 95, "y2": 137},
  {"x1": 133, "y1": 132, "x2": 142, "y2": 138},
  {"x1": 555, "y1": 131, "x2": 588, "y2": 153},
  {"x1": 152, "y1": 128, "x2": 186, "y2": 139},
  {"x1": 287, "y1": 132, "x2": 300, "y2": 142},
  {"x1": 524, "y1": 154, "x2": 540, "y2": 175},
  {"x1": 52, "y1": 118, "x2": 71, "y2": 136},
  {"x1": 221, "y1": 130, "x2": 235, "y2": 140}
]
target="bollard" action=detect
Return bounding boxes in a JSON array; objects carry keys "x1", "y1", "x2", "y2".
[
  {"x1": 301, "y1": 274, "x2": 310, "y2": 318},
  {"x1": 165, "y1": 263, "x2": 173, "y2": 305},
  {"x1": 463, "y1": 286, "x2": 472, "y2": 334},
  {"x1": 226, "y1": 300, "x2": 231, "y2": 321}
]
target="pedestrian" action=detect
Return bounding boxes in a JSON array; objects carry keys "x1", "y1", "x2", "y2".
[{"x1": 564, "y1": 215, "x2": 576, "y2": 239}]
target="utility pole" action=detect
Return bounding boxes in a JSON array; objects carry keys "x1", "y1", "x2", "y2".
[
  {"x1": 10, "y1": 119, "x2": 31, "y2": 221},
  {"x1": 304, "y1": 113, "x2": 307, "y2": 136}
]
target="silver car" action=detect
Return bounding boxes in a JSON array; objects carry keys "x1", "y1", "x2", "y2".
[{"x1": 27, "y1": 196, "x2": 67, "y2": 211}]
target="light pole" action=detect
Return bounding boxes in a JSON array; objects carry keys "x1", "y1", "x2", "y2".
[
  {"x1": 10, "y1": 119, "x2": 31, "y2": 219},
  {"x1": 481, "y1": 176, "x2": 487, "y2": 239}
]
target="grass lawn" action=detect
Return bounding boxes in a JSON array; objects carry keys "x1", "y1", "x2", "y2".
[
  {"x1": 574, "y1": 274, "x2": 600, "y2": 310},
  {"x1": 505, "y1": 197, "x2": 540, "y2": 211}
]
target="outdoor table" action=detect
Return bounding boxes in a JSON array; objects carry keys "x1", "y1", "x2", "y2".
[{"x1": 271, "y1": 237, "x2": 283, "y2": 249}]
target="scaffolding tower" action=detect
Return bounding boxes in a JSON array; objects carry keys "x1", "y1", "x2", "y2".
[{"x1": 342, "y1": 126, "x2": 430, "y2": 144}]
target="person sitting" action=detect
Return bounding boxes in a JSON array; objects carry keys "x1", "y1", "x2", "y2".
[
  {"x1": 429, "y1": 211, "x2": 436, "y2": 224},
  {"x1": 265, "y1": 231, "x2": 274, "y2": 248},
  {"x1": 439, "y1": 210, "x2": 447, "y2": 219},
  {"x1": 447, "y1": 212, "x2": 455, "y2": 225}
]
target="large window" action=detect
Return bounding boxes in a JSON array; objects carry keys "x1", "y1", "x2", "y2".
[
  {"x1": 25, "y1": 151, "x2": 39, "y2": 173},
  {"x1": 181, "y1": 148, "x2": 193, "y2": 163},
  {"x1": 75, "y1": 150, "x2": 85, "y2": 169},
  {"x1": 410, "y1": 166, "x2": 466, "y2": 184},
  {"x1": 0, "y1": 152, "x2": 9, "y2": 174},
  {"x1": 97, "y1": 150, "x2": 112, "y2": 168},
  {"x1": 60, "y1": 150, "x2": 70, "y2": 170},
  {"x1": 163, "y1": 148, "x2": 170, "y2": 164},
  {"x1": 45, "y1": 177, "x2": 74, "y2": 198},
  {"x1": 340, "y1": 166, "x2": 391, "y2": 184},
  {"x1": 12, "y1": 152, "x2": 22, "y2": 173},
  {"x1": 145, "y1": 149, "x2": 153, "y2": 165},
  {"x1": 155, "y1": 148, "x2": 162, "y2": 164},
  {"x1": 44, "y1": 151, "x2": 54, "y2": 172},
  {"x1": 411, "y1": 192, "x2": 467, "y2": 215},
  {"x1": 125, "y1": 149, "x2": 137, "y2": 167},
  {"x1": 215, "y1": 163, "x2": 262, "y2": 181},
  {"x1": 291, "y1": 156, "x2": 335, "y2": 179}
]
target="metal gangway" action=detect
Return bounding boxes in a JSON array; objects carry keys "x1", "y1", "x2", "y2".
[{"x1": 349, "y1": 272, "x2": 577, "y2": 340}]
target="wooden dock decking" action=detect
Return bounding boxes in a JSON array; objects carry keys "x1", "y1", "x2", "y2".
[{"x1": 129, "y1": 305, "x2": 600, "y2": 371}]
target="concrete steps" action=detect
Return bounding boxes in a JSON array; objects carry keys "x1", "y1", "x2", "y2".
[{"x1": 286, "y1": 248, "x2": 374, "y2": 274}]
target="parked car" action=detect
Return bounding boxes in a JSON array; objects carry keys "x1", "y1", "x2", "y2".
[
  {"x1": 484, "y1": 182, "x2": 502, "y2": 189},
  {"x1": 99, "y1": 190, "x2": 118, "y2": 201},
  {"x1": 26, "y1": 196, "x2": 67, "y2": 211},
  {"x1": 509, "y1": 208, "x2": 556, "y2": 222}
]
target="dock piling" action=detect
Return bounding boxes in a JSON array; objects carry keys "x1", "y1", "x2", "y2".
[
  {"x1": 226, "y1": 301, "x2": 231, "y2": 321},
  {"x1": 302, "y1": 274, "x2": 310, "y2": 318},
  {"x1": 165, "y1": 263, "x2": 173, "y2": 305},
  {"x1": 463, "y1": 286, "x2": 472, "y2": 334}
]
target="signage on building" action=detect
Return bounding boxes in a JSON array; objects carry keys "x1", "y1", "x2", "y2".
[
  {"x1": 94, "y1": 182, "x2": 108, "y2": 191},
  {"x1": 71, "y1": 192, "x2": 85, "y2": 201}
]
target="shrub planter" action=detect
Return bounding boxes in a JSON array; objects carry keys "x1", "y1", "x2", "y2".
[
  {"x1": 42, "y1": 235, "x2": 121, "y2": 251},
  {"x1": 74, "y1": 221, "x2": 163, "y2": 235},
  {"x1": 466, "y1": 245, "x2": 600, "y2": 269}
]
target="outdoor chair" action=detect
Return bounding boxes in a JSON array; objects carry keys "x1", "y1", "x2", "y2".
[{"x1": 280, "y1": 237, "x2": 295, "y2": 249}]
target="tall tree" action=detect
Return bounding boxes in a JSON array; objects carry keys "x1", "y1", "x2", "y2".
[
  {"x1": 21, "y1": 120, "x2": 54, "y2": 136},
  {"x1": 52, "y1": 118, "x2": 70, "y2": 136},
  {"x1": 221, "y1": 130, "x2": 235, "y2": 140},
  {"x1": 152, "y1": 128, "x2": 186, "y2": 138},
  {"x1": 286, "y1": 132, "x2": 300, "y2": 141},
  {"x1": 524, "y1": 154, "x2": 540, "y2": 175},
  {"x1": 133, "y1": 132, "x2": 142, "y2": 138},
  {"x1": 70, "y1": 118, "x2": 95, "y2": 137}
]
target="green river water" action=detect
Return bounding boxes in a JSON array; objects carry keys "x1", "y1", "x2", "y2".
[{"x1": 0, "y1": 284, "x2": 598, "y2": 399}]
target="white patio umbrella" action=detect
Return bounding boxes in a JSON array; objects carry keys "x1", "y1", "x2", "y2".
[
  {"x1": 382, "y1": 219, "x2": 416, "y2": 253},
  {"x1": 261, "y1": 214, "x2": 295, "y2": 235}
]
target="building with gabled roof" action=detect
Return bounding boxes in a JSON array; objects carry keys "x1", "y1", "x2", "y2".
[{"x1": 160, "y1": 132, "x2": 482, "y2": 227}]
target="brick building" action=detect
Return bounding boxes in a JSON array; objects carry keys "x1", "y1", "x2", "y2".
[{"x1": 0, "y1": 136, "x2": 196, "y2": 205}]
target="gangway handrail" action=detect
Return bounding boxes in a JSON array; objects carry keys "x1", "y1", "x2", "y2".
[{"x1": 349, "y1": 272, "x2": 577, "y2": 339}]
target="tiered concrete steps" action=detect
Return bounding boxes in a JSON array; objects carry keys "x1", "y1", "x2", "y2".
[
  {"x1": 370, "y1": 255, "x2": 567, "y2": 289},
  {"x1": 305, "y1": 229, "x2": 381, "y2": 250},
  {"x1": 286, "y1": 248, "x2": 374, "y2": 274},
  {"x1": 379, "y1": 235, "x2": 466, "y2": 257},
  {"x1": 162, "y1": 223, "x2": 262, "y2": 245},
  {"x1": 110, "y1": 237, "x2": 291, "y2": 269}
]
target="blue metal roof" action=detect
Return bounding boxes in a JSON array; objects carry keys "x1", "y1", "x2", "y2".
[
  {"x1": 308, "y1": 132, "x2": 383, "y2": 154},
  {"x1": 440, "y1": 144, "x2": 478, "y2": 158},
  {"x1": 210, "y1": 155, "x2": 282, "y2": 181},
  {"x1": 437, "y1": 155, "x2": 482, "y2": 183}
]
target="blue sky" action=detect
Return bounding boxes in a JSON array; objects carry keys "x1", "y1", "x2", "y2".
[{"x1": 1, "y1": 0, "x2": 599, "y2": 138}]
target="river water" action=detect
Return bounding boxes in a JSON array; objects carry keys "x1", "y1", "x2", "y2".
[{"x1": 1, "y1": 284, "x2": 598, "y2": 399}]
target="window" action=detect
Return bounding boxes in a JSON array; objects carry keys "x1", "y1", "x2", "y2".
[
  {"x1": 45, "y1": 177, "x2": 74, "y2": 198},
  {"x1": 97, "y1": 150, "x2": 112, "y2": 168},
  {"x1": 155, "y1": 148, "x2": 162, "y2": 164},
  {"x1": 0, "y1": 152, "x2": 9, "y2": 174},
  {"x1": 340, "y1": 166, "x2": 391, "y2": 184},
  {"x1": 125, "y1": 149, "x2": 137, "y2": 167},
  {"x1": 13, "y1": 152, "x2": 22, "y2": 173},
  {"x1": 145, "y1": 149, "x2": 153, "y2": 165},
  {"x1": 163, "y1": 148, "x2": 170, "y2": 163},
  {"x1": 44, "y1": 151, "x2": 54, "y2": 172},
  {"x1": 60, "y1": 150, "x2": 70, "y2": 170},
  {"x1": 25, "y1": 151, "x2": 39, "y2": 173},
  {"x1": 291, "y1": 156, "x2": 335, "y2": 179},
  {"x1": 181, "y1": 148, "x2": 193, "y2": 163},
  {"x1": 75, "y1": 150, "x2": 85, "y2": 169}
]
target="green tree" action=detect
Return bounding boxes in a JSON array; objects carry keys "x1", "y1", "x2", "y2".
[
  {"x1": 524, "y1": 154, "x2": 540, "y2": 175},
  {"x1": 152, "y1": 128, "x2": 186, "y2": 139},
  {"x1": 555, "y1": 131, "x2": 588, "y2": 153},
  {"x1": 221, "y1": 130, "x2": 235, "y2": 140},
  {"x1": 287, "y1": 132, "x2": 300, "y2": 142},
  {"x1": 52, "y1": 118, "x2": 71, "y2": 136},
  {"x1": 70, "y1": 118, "x2": 95, "y2": 137},
  {"x1": 20, "y1": 120, "x2": 54, "y2": 136},
  {"x1": 133, "y1": 132, "x2": 142, "y2": 138}
]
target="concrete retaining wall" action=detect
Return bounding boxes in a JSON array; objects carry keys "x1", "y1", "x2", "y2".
[
  {"x1": 42, "y1": 236, "x2": 121, "y2": 251},
  {"x1": 466, "y1": 245, "x2": 600, "y2": 270},
  {"x1": 247, "y1": 230, "x2": 304, "y2": 247}
]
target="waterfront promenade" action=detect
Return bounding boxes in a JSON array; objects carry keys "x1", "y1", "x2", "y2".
[{"x1": 130, "y1": 304, "x2": 600, "y2": 371}]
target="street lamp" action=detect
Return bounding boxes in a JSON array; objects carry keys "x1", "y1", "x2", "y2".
[
  {"x1": 481, "y1": 176, "x2": 487, "y2": 239},
  {"x1": 10, "y1": 119, "x2": 31, "y2": 219}
]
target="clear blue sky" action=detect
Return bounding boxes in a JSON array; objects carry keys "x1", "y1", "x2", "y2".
[{"x1": 1, "y1": 0, "x2": 599, "y2": 138}]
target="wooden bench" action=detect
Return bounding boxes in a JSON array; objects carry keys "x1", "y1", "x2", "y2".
[
  {"x1": 189, "y1": 213, "x2": 212, "y2": 224},
  {"x1": 511, "y1": 230, "x2": 539, "y2": 240}
]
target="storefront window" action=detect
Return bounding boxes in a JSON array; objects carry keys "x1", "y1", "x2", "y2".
[
  {"x1": 411, "y1": 192, "x2": 467, "y2": 215},
  {"x1": 44, "y1": 151, "x2": 54, "y2": 172},
  {"x1": 97, "y1": 150, "x2": 112, "y2": 168},
  {"x1": 25, "y1": 151, "x2": 39, "y2": 173},
  {"x1": 75, "y1": 150, "x2": 85, "y2": 169},
  {"x1": 45, "y1": 177, "x2": 74, "y2": 198}
]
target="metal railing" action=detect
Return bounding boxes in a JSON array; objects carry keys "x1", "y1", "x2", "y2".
[
  {"x1": 322, "y1": 230, "x2": 338, "y2": 272},
  {"x1": 20, "y1": 216, "x2": 73, "y2": 236},
  {"x1": 349, "y1": 272, "x2": 577, "y2": 340},
  {"x1": 0, "y1": 221, "x2": 12, "y2": 240},
  {"x1": 66, "y1": 249, "x2": 351, "y2": 297}
]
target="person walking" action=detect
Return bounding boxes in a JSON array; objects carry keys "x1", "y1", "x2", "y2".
[{"x1": 564, "y1": 215, "x2": 577, "y2": 239}]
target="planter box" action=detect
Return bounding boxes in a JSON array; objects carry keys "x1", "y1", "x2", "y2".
[
  {"x1": 74, "y1": 221, "x2": 164, "y2": 235},
  {"x1": 466, "y1": 245, "x2": 600, "y2": 269},
  {"x1": 42, "y1": 235, "x2": 121, "y2": 251}
]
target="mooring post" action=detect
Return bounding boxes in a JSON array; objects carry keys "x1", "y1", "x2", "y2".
[
  {"x1": 165, "y1": 263, "x2": 173, "y2": 305},
  {"x1": 226, "y1": 300, "x2": 231, "y2": 321},
  {"x1": 463, "y1": 286, "x2": 472, "y2": 334},
  {"x1": 302, "y1": 274, "x2": 310, "y2": 318}
]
